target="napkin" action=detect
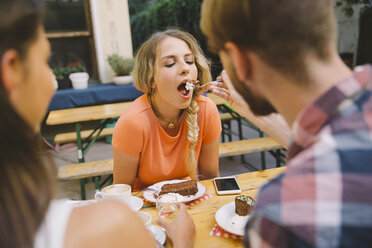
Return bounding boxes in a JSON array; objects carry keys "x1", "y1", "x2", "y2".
[{"x1": 209, "y1": 224, "x2": 243, "y2": 240}]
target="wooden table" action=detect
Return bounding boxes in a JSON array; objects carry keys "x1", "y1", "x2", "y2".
[
  {"x1": 46, "y1": 101, "x2": 132, "y2": 125},
  {"x1": 47, "y1": 93, "x2": 224, "y2": 126},
  {"x1": 47, "y1": 101, "x2": 133, "y2": 163},
  {"x1": 139, "y1": 167, "x2": 286, "y2": 247}
]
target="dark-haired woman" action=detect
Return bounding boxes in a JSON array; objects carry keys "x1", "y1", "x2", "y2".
[{"x1": 0, "y1": 0, "x2": 197, "y2": 247}]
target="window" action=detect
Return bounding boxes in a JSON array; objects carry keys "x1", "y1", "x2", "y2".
[{"x1": 43, "y1": 0, "x2": 98, "y2": 81}]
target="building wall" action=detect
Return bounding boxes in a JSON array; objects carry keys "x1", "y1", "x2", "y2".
[
  {"x1": 90, "y1": 0, "x2": 133, "y2": 82},
  {"x1": 335, "y1": 5, "x2": 361, "y2": 67}
]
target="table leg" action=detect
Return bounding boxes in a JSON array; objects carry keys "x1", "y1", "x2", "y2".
[
  {"x1": 80, "y1": 179, "x2": 86, "y2": 200},
  {"x1": 76, "y1": 123, "x2": 87, "y2": 199},
  {"x1": 76, "y1": 123, "x2": 84, "y2": 163}
]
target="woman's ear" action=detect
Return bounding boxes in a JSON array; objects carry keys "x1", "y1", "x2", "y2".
[
  {"x1": 223, "y1": 42, "x2": 252, "y2": 82},
  {"x1": 0, "y1": 50, "x2": 22, "y2": 98}
]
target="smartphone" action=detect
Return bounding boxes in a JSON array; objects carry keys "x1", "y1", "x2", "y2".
[{"x1": 213, "y1": 177, "x2": 242, "y2": 195}]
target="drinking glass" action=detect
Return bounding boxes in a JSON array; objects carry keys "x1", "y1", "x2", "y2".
[{"x1": 156, "y1": 194, "x2": 178, "y2": 221}]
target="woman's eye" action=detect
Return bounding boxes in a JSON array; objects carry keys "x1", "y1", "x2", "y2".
[
  {"x1": 165, "y1": 63, "x2": 175, "y2": 68},
  {"x1": 186, "y1": 61, "x2": 194, "y2": 65}
]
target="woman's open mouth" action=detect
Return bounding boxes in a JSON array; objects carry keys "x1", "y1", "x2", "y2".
[{"x1": 177, "y1": 81, "x2": 194, "y2": 99}]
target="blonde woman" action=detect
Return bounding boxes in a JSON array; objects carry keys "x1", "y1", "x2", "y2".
[{"x1": 112, "y1": 29, "x2": 221, "y2": 189}]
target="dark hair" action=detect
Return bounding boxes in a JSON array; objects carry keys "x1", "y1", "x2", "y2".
[
  {"x1": 0, "y1": 0, "x2": 56, "y2": 247},
  {"x1": 200, "y1": 0, "x2": 336, "y2": 83}
]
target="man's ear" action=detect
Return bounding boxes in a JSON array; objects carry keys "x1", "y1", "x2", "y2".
[
  {"x1": 224, "y1": 42, "x2": 252, "y2": 82},
  {"x1": 0, "y1": 50, "x2": 22, "y2": 98}
]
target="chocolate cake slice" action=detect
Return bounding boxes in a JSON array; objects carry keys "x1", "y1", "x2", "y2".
[
  {"x1": 235, "y1": 195, "x2": 255, "y2": 216},
  {"x1": 159, "y1": 180, "x2": 198, "y2": 196}
]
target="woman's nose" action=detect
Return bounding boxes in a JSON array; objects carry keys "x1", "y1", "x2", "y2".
[{"x1": 179, "y1": 61, "x2": 190, "y2": 75}]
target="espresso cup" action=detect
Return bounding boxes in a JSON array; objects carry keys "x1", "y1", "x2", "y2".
[
  {"x1": 94, "y1": 184, "x2": 132, "y2": 204},
  {"x1": 137, "y1": 211, "x2": 152, "y2": 230}
]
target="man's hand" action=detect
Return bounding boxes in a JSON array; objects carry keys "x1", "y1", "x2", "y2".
[
  {"x1": 156, "y1": 204, "x2": 195, "y2": 248},
  {"x1": 209, "y1": 70, "x2": 251, "y2": 115}
]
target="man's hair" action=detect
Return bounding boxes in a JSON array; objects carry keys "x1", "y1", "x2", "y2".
[{"x1": 200, "y1": 0, "x2": 337, "y2": 83}]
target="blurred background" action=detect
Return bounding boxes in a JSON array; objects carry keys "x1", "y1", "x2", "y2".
[{"x1": 43, "y1": 0, "x2": 372, "y2": 87}]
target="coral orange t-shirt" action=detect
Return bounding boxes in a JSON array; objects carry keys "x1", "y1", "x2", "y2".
[{"x1": 112, "y1": 94, "x2": 221, "y2": 190}]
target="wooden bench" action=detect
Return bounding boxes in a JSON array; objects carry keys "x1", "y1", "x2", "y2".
[
  {"x1": 58, "y1": 137, "x2": 284, "y2": 199},
  {"x1": 219, "y1": 137, "x2": 282, "y2": 157}
]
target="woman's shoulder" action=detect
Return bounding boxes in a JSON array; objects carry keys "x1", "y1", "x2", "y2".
[
  {"x1": 114, "y1": 95, "x2": 152, "y2": 134},
  {"x1": 64, "y1": 200, "x2": 156, "y2": 248},
  {"x1": 34, "y1": 199, "x2": 74, "y2": 248},
  {"x1": 124, "y1": 94, "x2": 151, "y2": 116}
]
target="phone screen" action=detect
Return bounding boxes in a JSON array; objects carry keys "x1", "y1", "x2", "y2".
[{"x1": 214, "y1": 178, "x2": 240, "y2": 191}]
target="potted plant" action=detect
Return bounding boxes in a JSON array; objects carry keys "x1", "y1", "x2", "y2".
[
  {"x1": 107, "y1": 54, "x2": 134, "y2": 85},
  {"x1": 68, "y1": 65, "x2": 89, "y2": 89},
  {"x1": 52, "y1": 67, "x2": 72, "y2": 89},
  {"x1": 52, "y1": 65, "x2": 88, "y2": 90}
]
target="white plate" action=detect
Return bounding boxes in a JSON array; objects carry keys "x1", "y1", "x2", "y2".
[
  {"x1": 215, "y1": 201, "x2": 250, "y2": 236},
  {"x1": 126, "y1": 196, "x2": 143, "y2": 211},
  {"x1": 65, "y1": 196, "x2": 143, "y2": 212},
  {"x1": 149, "y1": 225, "x2": 166, "y2": 245},
  {"x1": 142, "y1": 179, "x2": 206, "y2": 204}
]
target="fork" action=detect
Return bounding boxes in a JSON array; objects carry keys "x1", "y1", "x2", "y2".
[
  {"x1": 133, "y1": 186, "x2": 158, "y2": 196},
  {"x1": 195, "y1": 81, "x2": 213, "y2": 89},
  {"x1": 196, "y1": 78, "x2": 223, "y2": 89}
]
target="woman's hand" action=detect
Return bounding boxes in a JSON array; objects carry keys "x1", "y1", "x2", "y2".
[{"x1": 156, "y1": 204, "x2": 195, "y2": 248}]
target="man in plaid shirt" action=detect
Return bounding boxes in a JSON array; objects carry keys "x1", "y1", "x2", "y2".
[{"x1": 200, "y1": 0, "x2": 372, "y2": 247}]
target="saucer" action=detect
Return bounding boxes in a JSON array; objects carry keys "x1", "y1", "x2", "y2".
[
  {"x1": 65, "y1": 196, "x2": 143, "y2": 212},
  {"x1": 149, "y1": 225, "x2": 166, "y2": 245},
  {"x1": 125, "y1": 196, "x2": 143, "y2": 212}
]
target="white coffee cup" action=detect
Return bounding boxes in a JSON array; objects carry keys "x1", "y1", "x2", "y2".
[
  {"x1": 95, "y1": 184, "x2": 132, "y2": 204},
  {"x1": 137, "y1": 211, "x2": 152, "y2": 229}
]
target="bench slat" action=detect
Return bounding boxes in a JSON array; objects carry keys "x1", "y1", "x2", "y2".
[
  {"x1": 58, "y1": 159, "x2": 113, "y2": 180},
  {"x1": 58, "y1": 137, "x2": 283, "y2": 181},
  {"x1": 54, "y1": 127, "x2": 115, "y2": 144},
  {"x1": 219, "y1": 137, "x2": 282, "y2": 157},
  {"x1": 220, "y1": 112, "x2": 234, "y2": 122}
]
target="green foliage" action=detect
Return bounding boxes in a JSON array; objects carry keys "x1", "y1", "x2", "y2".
[
  {"x1": 129, "y1": 0, "x2": 207, "y2": 56},
  {"x1": 336, "y1": 0, "x2": 371, "y2": 17},
  {"x1": 107, "y1": 54, "x2": 134, "y2": 76},
  {"x1": 128, "y1": 0, "x2": 157, "y2": 16},
  {"x1": 52, "y1": 65, "x2": 86, "y2": 80}
]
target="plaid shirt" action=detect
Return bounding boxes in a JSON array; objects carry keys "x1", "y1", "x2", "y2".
[{"x1": 244, "y1": 65, "x2": 372, "y2": 248}]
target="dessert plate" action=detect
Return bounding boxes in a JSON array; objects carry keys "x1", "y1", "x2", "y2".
[
  {"x1": 142, "y1": 179, "x2": 206, "y2": 204},
  {"x1": 215, "y1": 201, "x2": 251, "y2": 236},
  {"x1": 149, "y1": 225, "x2": 166, "y2": 245}
]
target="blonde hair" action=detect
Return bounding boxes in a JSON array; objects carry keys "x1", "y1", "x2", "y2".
[{"x1": 133, "y1": 29, "x2": 211, "y2": 179}]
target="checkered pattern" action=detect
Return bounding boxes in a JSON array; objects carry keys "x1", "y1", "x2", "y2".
[
  {"x1": 210, "y1": 224, "x2": 242, "y2": 240},
  {"x1": 244, "y1": 65, "x2": 372, "y2": 247}
]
